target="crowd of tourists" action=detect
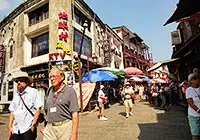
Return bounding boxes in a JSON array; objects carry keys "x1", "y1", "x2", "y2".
[
  {"x1": 6, "y1": 66, "x2": 200, "y2": 140},
  {"x1": 96, "y1": 68, "x2": 200, "y2": 139}
]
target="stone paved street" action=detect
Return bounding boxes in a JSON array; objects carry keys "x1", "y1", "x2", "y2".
[{"x1": 0, "y1": 100, "x2": 191, "y2": 140}]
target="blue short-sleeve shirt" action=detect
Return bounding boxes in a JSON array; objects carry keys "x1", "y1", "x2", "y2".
[{"x1": 9, "y1": 86, "x2": 43, "y2": 134}]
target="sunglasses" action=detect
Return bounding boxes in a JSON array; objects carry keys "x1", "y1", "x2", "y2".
[{"x1": 15, "y1": 78, "x2": 26, "y2": 83}]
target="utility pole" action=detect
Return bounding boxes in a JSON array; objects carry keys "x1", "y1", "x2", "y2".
[{"x1": 78, "y1": 21, "x2": 88, "y2": 112}]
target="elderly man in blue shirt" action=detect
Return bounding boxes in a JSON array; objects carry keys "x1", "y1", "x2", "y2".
[{"x1": 8, "y1": 71, "x2": 43, "y2": 140}]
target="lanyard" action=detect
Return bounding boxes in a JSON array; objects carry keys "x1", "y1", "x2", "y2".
[
  {"x1": 52, "y1": 94, "x2": 58, "y2": 106},
  {"x1": 51, "y1": 84, "x2": 65, "y2": 106}
]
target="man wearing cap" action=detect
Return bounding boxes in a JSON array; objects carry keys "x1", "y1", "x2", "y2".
[
  {"x1": 122, "y1": 82, "x2": 134, "y2": 118},
  {"x1": 8, "y1": 71, "x2": 43, "y2": 140}
]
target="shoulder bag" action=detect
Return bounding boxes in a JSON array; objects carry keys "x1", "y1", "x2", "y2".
[{"x1": 19, "y1": 94, "x2": 45, "y2": 123}]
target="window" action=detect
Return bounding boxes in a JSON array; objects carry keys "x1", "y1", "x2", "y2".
[
  {"x1": 8, "y1": 39, "x2": 14, "y2": 59},
  {"x1": 28, "y1": 3, "x2": 49, "y2": 26},
  {"x1": 10, "y1": 45, "x2": 13, "y2": 58},
  {"x1": 8, "y1": 81, "x2": 13, "y2": 101},
  {"x1": 32, "y1": 33, "x2": 49, "y2": 57},
  {"x1": 74, "y1": 7, "x2": 91, "y2": 31},
  {"x1": 3, "y1": 83, "x2": 6, "y2": 95},
  {"x1": 73, "y1": 28, "x2": 92, "y2": 56},
  {"x1": 126, "y1": 60, "x2": 130, "y2": 66}
]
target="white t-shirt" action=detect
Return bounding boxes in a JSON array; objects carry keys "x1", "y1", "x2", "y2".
[
  {"x1": 186, "y1": 87, "x2": 200, "y2": 116},
  {"x1": 98, "y1": 89, "x2": 105, "y2": 103}
]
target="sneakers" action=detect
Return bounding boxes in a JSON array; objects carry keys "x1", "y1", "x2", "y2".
[
  {"x1": 126, "y1": 113, "x2": 129, "y2": 118},
  {"x1": 100, "y1": 116, "x2": 108, "y2": 121},
  {"x1": 126, "y1": 112, "x2": 133, "y2": 118},
  {"x1": 129, "y1": 112, "x2": 133, "y2": 116}
]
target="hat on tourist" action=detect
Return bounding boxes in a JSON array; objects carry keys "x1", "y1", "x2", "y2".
[
  {"x1": 188, "y1": 73, "x2": 198, "y2": 81},
  {"x1": 100, "y1": 85, "x2": 104, "y2": 89},
  {"x1": 125, "y1": 82, "x2": 131, "y2": 85},
  {"x1": 12, "y1": 71, "x2": 33, "y2": 84}
]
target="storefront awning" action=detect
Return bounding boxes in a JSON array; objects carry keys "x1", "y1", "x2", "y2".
[
  {"x1": 147, "y1": 63, "x2": 162, "y2": 72},
  {"x1": 164, "y1": 0, "x2": 200, "y2": 26},
  {"x1": 147, "y1": 58, "x2": 179, "y2": 72}
]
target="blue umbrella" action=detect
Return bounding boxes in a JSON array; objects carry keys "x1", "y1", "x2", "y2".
[
  {"x1": 139, "y1": 76, "x2": 152, "y2": 83},
  {"x1": 82, "y1": 70, "x2": 117, "y2": 82}
]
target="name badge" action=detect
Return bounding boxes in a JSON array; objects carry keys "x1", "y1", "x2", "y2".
[{"x1": 50, "y1": 107, "x2": 57, "y2": 113}]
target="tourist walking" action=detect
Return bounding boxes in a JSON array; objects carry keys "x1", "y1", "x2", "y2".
[
  {"x1": 8, "y1": 71, "x2": 43, "y2": 140},
  {"x1": 122, "y1": 82, "x2": 134, "y2": 118},
  {"x1": 186, "y1": 73, "x2": 200, "y2": 140},
  {"x1": 42, "y1": 68, "x2": 79, "y2": 140},
  {"x1": 97, "y1": 85, "x2": 108, "y2": 121}
]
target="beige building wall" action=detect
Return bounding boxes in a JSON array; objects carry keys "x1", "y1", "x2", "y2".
[
  {"x1": 0, "y1": 12, "x2": 26, "y2": 104},
  {"x1": 0, "y1": 14, "x2": 25, "y2": 73},
  {"x1": 0, "y1": 0, "x2": 126, "y2": 107}
]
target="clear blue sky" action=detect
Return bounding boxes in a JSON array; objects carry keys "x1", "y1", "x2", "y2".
[{"x1": 0, "y1": 0, "x2": 178, "y2": 62}]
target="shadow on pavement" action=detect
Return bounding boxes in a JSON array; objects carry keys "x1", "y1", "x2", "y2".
[
  {"x1": 118, "y1": 112, "x2": 126, "y2": 117},
  {"x1": 137, "y1": 105, "x2": 191, "y2": 140}
]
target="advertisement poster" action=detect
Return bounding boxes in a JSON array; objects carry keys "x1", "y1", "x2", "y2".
[{"x1": 49, "y1": 60, "x2": 74, "y2": 86}]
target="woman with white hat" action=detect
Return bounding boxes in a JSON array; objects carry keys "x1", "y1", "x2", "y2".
[{"x1": 97, "y1": 85, "x2": 108, "y2": 121}]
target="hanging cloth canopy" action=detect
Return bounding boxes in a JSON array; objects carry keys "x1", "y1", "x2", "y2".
[{"x1": 124, "y1": 67, "x2": 143, "y2": 75}]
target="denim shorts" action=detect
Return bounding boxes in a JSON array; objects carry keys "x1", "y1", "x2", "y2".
[{"x1": 188, "y1": 115, "x2": 200, "y2": 136}]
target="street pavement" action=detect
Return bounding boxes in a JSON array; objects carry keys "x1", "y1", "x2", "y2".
[{"x1": 0, "y1": 99, "x2": 191, "y2": 140}]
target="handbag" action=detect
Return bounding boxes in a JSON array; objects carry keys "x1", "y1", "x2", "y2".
[
  {"x1": 19, "y1": 94, "x2": 45, "y2": 123},
  {"x1": 101, "y1": 97, "x2": 107, "y2": 104},
  {"x1": 131, "y1": 93, "x2": 136, "y2": 99}
]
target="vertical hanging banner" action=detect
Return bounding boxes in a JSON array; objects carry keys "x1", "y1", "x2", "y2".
[{"x1": 49, "y1": 11, "x2": 73, "y2": 86}]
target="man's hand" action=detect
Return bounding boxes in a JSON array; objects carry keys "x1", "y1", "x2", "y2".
[
  {"x1": 30, "y1": 121, "x2": 36, "y2": 132},
  {"x1": 8, "y1": 112, "x2": 14, "y2": 137},
  {"x1": 31, "y1": 125, "x2": 35, "y2": 132},
  {"x1": 70, "y1": 134, "x2": 78, "y2": 140},
  {"x1": 40, "y1": 125, "x2": 45, "y2": 134},
  {"x1": 8, "y1": 125, "x2": 13, "y2": 136}
]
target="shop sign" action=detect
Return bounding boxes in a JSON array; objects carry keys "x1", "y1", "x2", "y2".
[
  {"x1": 49, "y1": 11, "x2": 71, "y2": 62},
  {"x1": 49, "y1": 52, "x2": 71, "y2": 61},
  {"x1": 30, "y1": 72, "x2": 48, "y2": 80},
  {"x1": 56, "y1": 42, "x2": 71, "y2": 54},
  {"x1": 50, "y1": 60, "x2": 72, "y2": 71},
  {"x1": 58, "y1": 11, "x2": 69, "y2": 42}
]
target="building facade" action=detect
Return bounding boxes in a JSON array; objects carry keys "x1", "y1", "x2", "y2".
[
  {"x1": 170, "y1": 18, "x2": 200, "y2": 81},
  {"x1": 103, "y1": 24, "x2": 123, "y2": 69},
  {"x1": 0, "y1": 0, "x2": 106, "y2": 109},
  {"x1": 0, "y1": 0, "x2": 152, "y2": 110},
  {"x1": 113, "y1": 26, "x2": 152, "y2": 72}
]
